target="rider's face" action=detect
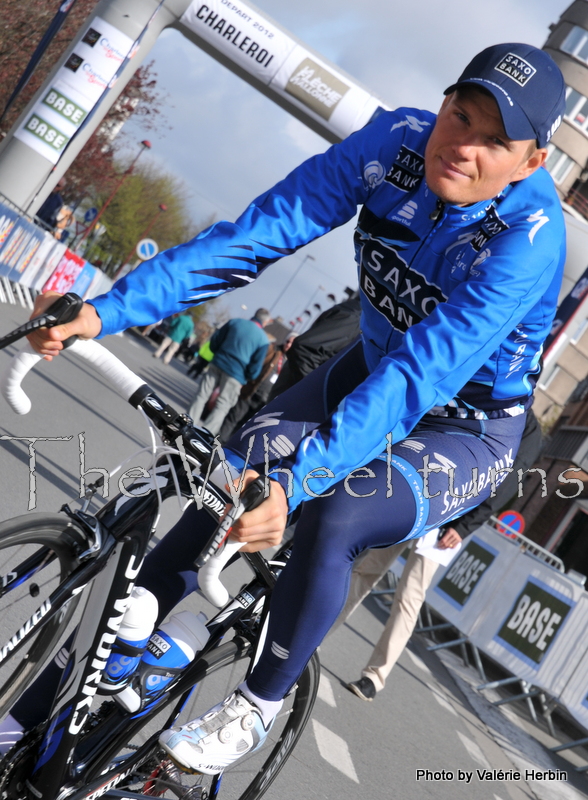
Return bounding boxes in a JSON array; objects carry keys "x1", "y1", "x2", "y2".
[{"x1": 424, "y1": 89, "x2": 547, "y2": 207}]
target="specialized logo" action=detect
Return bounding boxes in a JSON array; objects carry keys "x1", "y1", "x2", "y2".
[
  {"x1": 497, "y1": 580, "x2": 572, "y2": 663},
  {"x1": 0, "y1": 599, "x2": 51, "y2": 663},
  {"x1": 239, "y1": 411, "x2": 283, "y2": 438},
  {"x1": 527, "y1": 209, "x2": 549, "y2": 245},
  {"x1": 286, "y1": 58, "x2": 350, "y2": 120},
  {"x1": 436, "y1": 540, "x2": 495, "y2": 606},
  {"x1": 385, "y1": 145, "x2": 425, "y2": 192},
  {"x1": 81, "y1": 767, "x2": 134, "y2": 800},
  {"x1": 494, "y1": 53, "x2": 537, "y2": 86},
  {"x1": 363, "y1": 161, "x2": 386, "y2": 190}
]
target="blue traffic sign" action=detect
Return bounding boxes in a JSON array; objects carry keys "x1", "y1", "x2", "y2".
[
  {"x1": 84, "y1": 207, "x2": 98, "y2": 223},
  {"x1": 136, "y1": 238, "x2": 159, "y2": 260}
]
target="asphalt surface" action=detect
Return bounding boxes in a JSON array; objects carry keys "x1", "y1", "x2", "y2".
[{"x1": 1, "y1": 303, "x2": 588, "y2": 800}]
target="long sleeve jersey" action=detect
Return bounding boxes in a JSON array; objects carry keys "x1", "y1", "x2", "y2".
[{"x1": 90, "y1": 107, "x2": 566, "y2": 510}]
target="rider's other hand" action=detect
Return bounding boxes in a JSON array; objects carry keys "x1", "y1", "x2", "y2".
[
  {"x1": 26, "y1": 291, "x2": 102, "y2": 360},
  {"x1": 230, "y1": 470, "x2": 288, "y2": 553}
]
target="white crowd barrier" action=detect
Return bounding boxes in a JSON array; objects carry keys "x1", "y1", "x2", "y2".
[
  {"x1": 0, "y1": 198, "x2": 112, "y2": 302},
  {"x1": 558, "y1": 600, "x2": 588, "y2": 730},
  {"x1": 424, "y1": 523, "x2": 588, "y2": 730},
  {"x1": 426, "y1": 524, "x2": 523, "y2": 638},
  {"x1": 468, "y1": 549, "x2": 588, "y2": 695}
]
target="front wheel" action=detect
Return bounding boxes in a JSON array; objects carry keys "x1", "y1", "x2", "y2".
[
  {"x1": 0, "y1": 513, "x2": 82, "y2": 718},
  {"x1": 111, "y1": 643, "x2": 320, "y2": 800}
]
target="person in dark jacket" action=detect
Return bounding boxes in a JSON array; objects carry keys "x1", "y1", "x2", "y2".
[
  {"x1": 36, "y1": 178, "x2": 66, "y2": 229},
  {"x1": 188, "y1": 309, "x2": 271, "y2": 435},
  {"x1": 268, "y1": 296, "x2": 361, "y2": 401}
]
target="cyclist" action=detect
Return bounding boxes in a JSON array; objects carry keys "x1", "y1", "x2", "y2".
[{"x1": 27, "y1": 43, "x2": 565, "y2": 775}]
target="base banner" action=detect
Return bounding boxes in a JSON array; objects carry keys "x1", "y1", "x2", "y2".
[
  {"x1": 468, "y1": 554, "x2": 588, "y2": 694},
  {"x1": 426, "y1": 524, "x2": 520, "y2": 638}
]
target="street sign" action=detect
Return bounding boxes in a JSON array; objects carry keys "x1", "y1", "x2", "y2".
[
  {"x1": 496, "y1": 510, "x2": 525, "y2": 537},
  {"x1": 136, "y1": 238, "x2": 159, "y2": 260},
  {"x1": 84, "y1": 207, "x2": 98, "y2": 223}
]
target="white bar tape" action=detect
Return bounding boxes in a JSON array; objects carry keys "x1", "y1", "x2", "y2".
[
  {"x1": 1, "y1": 339, "x2": 145, "y2": 415},
  {"x1": 1, "y1": 341, "x2": 42, "y2": 414},
  {"x1": 198, "y1": 538, "x2": 246, "y2": 608}
]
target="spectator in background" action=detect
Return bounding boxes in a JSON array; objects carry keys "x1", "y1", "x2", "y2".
[
  {"x1": 188, "y1": 309, "x2": 271, "y2": 435},
  {"x1": 218, "y1": 334, "x2": 297, "y2": 441},
  {"x1": 153, "y1": 312, "x2": 195, "y2": 365},
  {"x1": 338, "y1": 409, "x2": 542, "y2": 701},
  {"x1": 187, "y1": 339, "x2": 214, "y2": 379},
  {"x1": 268, "y1": 295, "x2": 361, "y2": 401},
  {"x1": 36, "y1": 177, "x2": 66, "y2": 230}
]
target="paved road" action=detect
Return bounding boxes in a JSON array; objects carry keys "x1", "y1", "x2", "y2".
[{"x1": 0, "y1": 304, "x2": 587, "y2": 800}]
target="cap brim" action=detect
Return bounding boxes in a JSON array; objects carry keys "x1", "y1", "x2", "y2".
[{"x1": 444, "y1": 78, "x2": 538, "y2": 144}]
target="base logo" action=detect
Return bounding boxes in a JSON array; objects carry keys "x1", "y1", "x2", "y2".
[
  {"x1": 496, "y1": 580, "x2": 572, "y2": 664},
  {"x1": 436, "y1": 540, "x2": 495, "y2": 606}
]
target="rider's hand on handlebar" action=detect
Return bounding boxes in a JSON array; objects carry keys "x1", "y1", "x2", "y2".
[
  {"x1": 230, "y1": 470, "x2": 288, "y2": 553},
  {"x1": 27, "y1": 291, "x2": 103, "y2": 360}
]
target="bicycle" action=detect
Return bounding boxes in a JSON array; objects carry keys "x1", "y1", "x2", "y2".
[{"x1": 0, "y1": 294, "x2": 320, "y2": 800}]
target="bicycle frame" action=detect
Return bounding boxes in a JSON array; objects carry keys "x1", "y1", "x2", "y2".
[{"x1": 1, "y1": 388, "x2": 278, "y2": 800}]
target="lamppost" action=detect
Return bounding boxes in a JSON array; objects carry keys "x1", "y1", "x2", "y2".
[
  {"x1": 112, "y1": 203, "x2": 167, "y2": 280},
  {"x1": 297, "y1": 285, "x2": 329, "y2": 332},
  {"x1": 79, "y1": 139, "x2": 151, "y2": 246},
  {"x1": 269, "y1": 253, "x2": 315, "y2": 315}
]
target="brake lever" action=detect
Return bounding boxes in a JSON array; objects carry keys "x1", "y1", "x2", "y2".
[
  {"x1": 0, "y1": 292, "x2": 83, "y2": 350},
  {"x1": 194, "y1": 477, "x2": 267, "y2": 569}
]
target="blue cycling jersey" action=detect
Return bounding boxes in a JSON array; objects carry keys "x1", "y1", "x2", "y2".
[{"x1": 90, "y1": 106, "x2": 565, "y2": 510}]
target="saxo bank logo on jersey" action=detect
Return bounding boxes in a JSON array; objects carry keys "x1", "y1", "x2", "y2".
[
  {"x1": 436, "y1": 539, "x2": 495, "y2": 606},
  {"x1": 496, "y1": 580, "x2": 572, "y2": 665},
  {"x1": 385, "y1": 145, "x2": 425, "y2": 192},
  {"x1": 356, "y1": 215, "x2": 447, "y2": 333}
]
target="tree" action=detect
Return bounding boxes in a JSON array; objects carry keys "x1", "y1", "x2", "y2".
[
  {"x1": 0, "y1": 2, "x2": 168, "y2": 204},
  {"x1": 0, "y1": 0, "x2": 99, "y2": 139},
  {"x1": 83, "y1": 162, "x2": 213, "y2": 275},
  {"x1": 64, "y1": 61, "x2": 167, "y2": 204}
]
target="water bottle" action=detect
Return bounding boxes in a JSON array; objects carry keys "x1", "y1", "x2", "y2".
[
  {"x1": 115, "y1": 610, "x2": 209, "y2": 713},
  {"x1": 98, "y1": 586, "x2": 159, "y2": 696}
]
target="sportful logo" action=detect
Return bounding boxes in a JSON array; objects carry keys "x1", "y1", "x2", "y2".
[
  {"x1": 398, "y1": 200, "x2": 418, "y2": 221},
  {"x1": 494, "y1": 53, "x2": 536, "y2": 86},
  {"x1": 286, "y1": 58, "x2": 350, "y2": 121}
]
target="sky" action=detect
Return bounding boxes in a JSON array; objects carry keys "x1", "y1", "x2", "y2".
[{"x1": 121, "y1": 0, "x2": 572, "y2": 327}]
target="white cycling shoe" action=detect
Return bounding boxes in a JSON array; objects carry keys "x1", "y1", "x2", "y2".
[{"x1": 158, "y1": 690, "x2": 274, "y2": 775}]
